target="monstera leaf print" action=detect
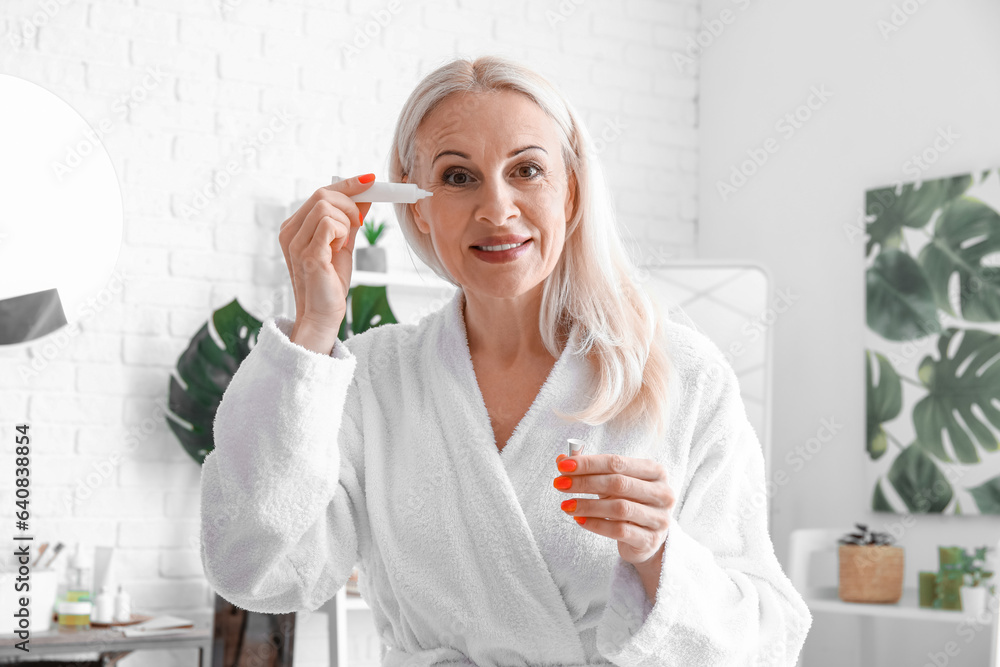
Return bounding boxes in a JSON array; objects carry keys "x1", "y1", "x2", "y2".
[
  {"x1": 919, "y1": 197, "x2": 1000, "y2": 321},
  {"x1": 865, "y1": 174, "x2": 972, "y2": 258},
  {"x1": 867, "y1": 248, "x2": 942, "y2": 341},
  {"x1": 872, "y1": 443, "x2": 953, "y2": 513},
  {"x1": 866, "y1": 350, "x2": 902, "y2": 460},
  {"x1": 969, "y1": 475, "x2": 1000, "y2": 513},
  {"x1": 912, "y1": 327, "x2": 1000, "y2": 464}
]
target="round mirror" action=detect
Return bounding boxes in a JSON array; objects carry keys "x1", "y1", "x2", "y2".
[{"x1": 0, "y1": 74, "x2": 124, "y2": 347}]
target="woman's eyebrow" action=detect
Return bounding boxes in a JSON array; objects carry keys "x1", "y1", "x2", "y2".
[{"x1": 431, "y1": 145, "x2": 548, "y2": 166}]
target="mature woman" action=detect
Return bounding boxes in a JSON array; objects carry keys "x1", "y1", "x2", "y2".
[{"x1": 200, "y1": 55, "x2": 812, "y2": 666}]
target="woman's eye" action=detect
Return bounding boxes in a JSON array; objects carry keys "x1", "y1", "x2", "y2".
[
  {"x1": 443, "y1": 171, "x2": 471, "y2": 186},
  {"x1": 518, "y1": 164, "x2": 542, "y2": 178}
]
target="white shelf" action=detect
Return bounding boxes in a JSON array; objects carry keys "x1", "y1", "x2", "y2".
[
  {"x1": 790, "y1": 530, "x2": 1000, "y2": 667},
  {"x1": 803, "y1": 586, "x2": 984, "y2": 624}
]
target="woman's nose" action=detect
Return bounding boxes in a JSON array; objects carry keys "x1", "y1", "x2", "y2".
[{"x1": 475, "y1": 176, "x2": 520, "y2": 224}]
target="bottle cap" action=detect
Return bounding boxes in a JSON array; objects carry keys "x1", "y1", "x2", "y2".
[{"x1": 567, "y1": 438, "x2": 587, "y2": 456}]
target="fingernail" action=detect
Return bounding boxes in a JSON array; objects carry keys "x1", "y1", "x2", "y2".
[
  {"x1": 561, "y1": 499, "x2": 577, "y2": 513},
  {"x1": 557, "y1": 459, "x2": 577, "y2": 472},
  {"x1": 359, "y1": 173, "x2": 375, "y2": 183},
  {"x1": 575, "y1": 517, "x2": 587, "y2": 525},
  {"x1": 556, "y1": 454, "x2": 567, "y2": 463},
  {"x1": 554, "y1": 477, "x2": 572, "y2": 490}
]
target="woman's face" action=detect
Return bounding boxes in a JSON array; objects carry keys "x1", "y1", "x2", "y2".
[{"x1": 405, "y1": 90, "x2": 576, "y2": 298}]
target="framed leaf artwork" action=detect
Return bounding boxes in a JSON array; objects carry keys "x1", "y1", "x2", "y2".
[{"x1": 864, "y1": 167, "x2": 1000, "y2": 515}]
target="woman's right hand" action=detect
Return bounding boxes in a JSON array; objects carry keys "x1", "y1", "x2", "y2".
[{"x1": 278, "y1": 174, "x2": 376, "y2": 345}]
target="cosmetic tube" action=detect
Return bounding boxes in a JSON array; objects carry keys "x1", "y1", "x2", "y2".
[{"x1": 331, "y1": 175, "x2": 433, "y2": 203}]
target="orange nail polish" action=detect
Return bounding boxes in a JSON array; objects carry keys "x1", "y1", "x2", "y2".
[
  {"x1": 557, "y1": 459, "x2": 577, "y2": 472},
  {"x1": 359, "y1": 173, "x2": 375, "y2": 183},
  {"x1": 561, "y1": 499, "x2": 577, "y2": 513},
  {"x1": 575, "y1": 517, "x2": 587, "y2": 525},
  {"x1": 554, "y1": 476, "x2": 572, "y2": 490},
  {"x1": 556, "y1": 454, "x2": 567, "y2": 463}
]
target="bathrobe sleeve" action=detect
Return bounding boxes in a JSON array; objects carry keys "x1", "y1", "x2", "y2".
[
  {"x1": 200, "y1": 316, "x2": 366, "y2": 615},
  {"x1": 595, "y1": 361, "x2": 813, "y2": 666}
]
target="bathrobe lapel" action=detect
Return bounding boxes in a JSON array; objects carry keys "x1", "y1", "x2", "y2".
[{"x1": 425, "y1": 289, "x2": 591, "y2": 660}]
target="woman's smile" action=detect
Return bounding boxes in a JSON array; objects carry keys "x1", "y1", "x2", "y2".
[{"x1": 470, "y1": 238, "x2": 533, "y2": 264}]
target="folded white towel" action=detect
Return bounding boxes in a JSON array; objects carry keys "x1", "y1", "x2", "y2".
[{"x1": 201, "y1": 288, "x2": 812, "y2": 666}]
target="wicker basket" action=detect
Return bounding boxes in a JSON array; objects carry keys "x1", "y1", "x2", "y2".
[{"x1": 838, "y1": 544, "x2": 904, "y2": 603}]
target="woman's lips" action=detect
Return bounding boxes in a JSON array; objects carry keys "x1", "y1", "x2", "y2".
[{"x1": 470, "y1": 239, "x2": 532, "y2": 263}]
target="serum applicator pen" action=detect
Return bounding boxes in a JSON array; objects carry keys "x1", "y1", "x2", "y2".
[{"x1": 331, "y1": 175, "x2": 434, "y2": 204}]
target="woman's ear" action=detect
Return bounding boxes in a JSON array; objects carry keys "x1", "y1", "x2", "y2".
[
  {"x1": 403, "y1": 173, "x2": 431, "y2": 235},
  {"x1": 564, "y1": 168, "x2": 578, "y2": 222}
]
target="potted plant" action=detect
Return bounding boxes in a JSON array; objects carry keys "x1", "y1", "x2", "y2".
[
  {"x1": 355, "y1": 218, "x2": 388, "y2": 273},
  {"x1": 837, "y1": 523, "x2": 904, "y2": 604},
  {"x1": 956, "y1": 546, "x2": 996, "y2": 617}
]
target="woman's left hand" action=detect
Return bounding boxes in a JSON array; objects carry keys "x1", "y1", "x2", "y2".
[{"x1": 554, "y1": 453, "x2": 676, "y2": 566}]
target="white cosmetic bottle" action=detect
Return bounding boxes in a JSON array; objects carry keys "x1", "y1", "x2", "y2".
[
  {"x1": 113, "y1": 583, "x2": 131, "y2": 622},
  {"x1": 94, "y1": 585, "x2": 113, "y2": 623},
  {"x1": 330, "y1": 175, "x2": 433, "y2": 203}
]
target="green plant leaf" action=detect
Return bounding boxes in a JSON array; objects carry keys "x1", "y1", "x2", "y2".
[
  {"x1": 919, "y1": 197, "x2": 1000, "y2": 321},
  {"x1": 338, "y1": 304, "x2": 350, "y2": 340},
  {"x1": 166, "y1": 299, "x2": 263, "y2": 465},
  {"x1": 913, "y1": 327, "x2": 1000, "y2": 463},
  {"x1": 885, "y1": 443, "x2": 953, "y2": 513},
  {"x1": 348, "y1": 284, "x2": 397, "y2": 336},
  {"x1": 866, "y1": 248, "x2": 942, "y2": 341},
  {"x1": 872, "y1": 477, "x2": 893, "y2": 511},
  {"x1": 865, "y1": 175, "x2": 972, "y2": 258},
  {"x1": 362, "y1": 220, "x2": 385, "y2": 246},
  {"x1": 968, "y1": 475, "x2": 1000, "y2": 513},
  {"x1": 866, "y1": 350, "x2": 902, "y2": 460}
]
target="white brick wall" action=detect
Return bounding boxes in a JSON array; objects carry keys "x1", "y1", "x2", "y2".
[{"x1": 0, "y1": 0, "x2": 699, "y2": 664}]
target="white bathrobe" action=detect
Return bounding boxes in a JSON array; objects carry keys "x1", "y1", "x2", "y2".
[{"x1": 200, "y1": 288, "x2": 812, "y2": 666}]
